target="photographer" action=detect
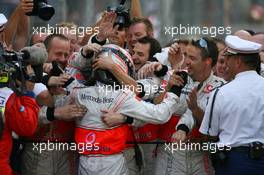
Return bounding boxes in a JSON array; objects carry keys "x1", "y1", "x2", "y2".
[
  {"x1": 21, "y1": 33, "x2": 87, "y2": 175},
  {"x1": 0, "y1": 61, "x2": 39, "y2": 175}
]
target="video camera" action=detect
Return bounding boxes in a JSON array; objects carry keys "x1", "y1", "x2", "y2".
[
  {"x1": 0, "y1": 43, "x2": 47, "y2": 93},
  {"x1": 107, "y1": 0, "x2": 130, "y2": 29},
  {"x1": 26, "y1": 0, "x2": 55, "y2": 21}
]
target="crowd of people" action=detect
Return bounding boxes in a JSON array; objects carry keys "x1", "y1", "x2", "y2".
[{"x1": 0, "y1": 0, "x2": 264, "y2": 175}]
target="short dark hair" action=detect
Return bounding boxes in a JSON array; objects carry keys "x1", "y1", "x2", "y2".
[
  {"x1": 240, "y1": 53, "x2": 261, "y2": 72},
  {"x1": 130, "y1": 18, "x2": 153, "y2": 34},
  {"x1": 137, "y1": 36, "x2": 161, "y2": 61},
  {"x1": 44, "y1": 34, "x2": 69, "y2": 51},
  {"x1": 191, "y1": 37, "x2": 219, "y2": 67}
]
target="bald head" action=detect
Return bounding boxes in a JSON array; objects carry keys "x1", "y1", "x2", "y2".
[
  {"x1": 251, "y1": 34, "x2": 264, "y2": 63},
  {"x1": 234, "y1": 30, "x2": 252, "y2": 40},
  {"x1": 251, "y1": 33, "x2": 264, "y2": 46}
]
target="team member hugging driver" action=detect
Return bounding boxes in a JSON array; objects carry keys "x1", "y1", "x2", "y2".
[{"x1": 66, "y1": 44, "x2": 187, "y2": 175}]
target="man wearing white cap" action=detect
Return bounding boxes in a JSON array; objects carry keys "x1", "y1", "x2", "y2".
[{"x1": 200, "y1": 35, "x2": 264, "y2": 175}]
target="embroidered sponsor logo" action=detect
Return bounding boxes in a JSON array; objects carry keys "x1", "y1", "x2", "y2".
[{"x1": 80, "y1": 94, "x2": 114, "y2": 104}]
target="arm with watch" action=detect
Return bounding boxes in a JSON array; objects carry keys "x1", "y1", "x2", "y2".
[
  {"x1": 38, "y1": 79, "x2": 87, "y2": 125},
  {"x1": 38, "y1": 100, "x2": 87, "y2": 125}
]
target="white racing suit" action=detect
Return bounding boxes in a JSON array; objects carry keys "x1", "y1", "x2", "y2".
[
  {"x1": 65, "y1": 48, "x2": 163, "y2": 175},
  {"x1": 155, "y1": 71, "x2": 225, "y2": 175},
  {"x1": 69, "y1": 82, "x2": 179, "y2": 175}
]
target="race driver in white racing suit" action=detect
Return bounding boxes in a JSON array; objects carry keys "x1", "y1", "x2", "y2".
[{"x1": 66, "y1": 44, "x2": 187, "y2": 175}]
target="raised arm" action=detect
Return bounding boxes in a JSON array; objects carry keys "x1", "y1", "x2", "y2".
[
  {"x1": 4, "y1": 0, "x2": 33, "y2": 50},
  {"x1": 130, "y1": 0, "x2": 142, "y2": 18}
]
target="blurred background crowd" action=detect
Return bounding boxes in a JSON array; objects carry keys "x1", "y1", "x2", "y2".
[{"x1": 1, "y1": 0, "x2": 264, "y2": 44}]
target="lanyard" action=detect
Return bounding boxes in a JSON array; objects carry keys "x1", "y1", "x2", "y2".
[{"x1": 207, "y1": 88, "x2": 219, "y2": 136}]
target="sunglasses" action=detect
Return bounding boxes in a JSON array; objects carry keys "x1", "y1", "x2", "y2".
[
  {"x1": 195, "y1": 38, "x2": 210, "y2": 56},
  {"x1": 197, "y1": 38, "x2": 210, "y2": 56}
]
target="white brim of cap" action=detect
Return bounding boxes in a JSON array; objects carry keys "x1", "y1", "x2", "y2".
[{"x1": 0, "y1": 13, "x2": 8, "y2": 26}]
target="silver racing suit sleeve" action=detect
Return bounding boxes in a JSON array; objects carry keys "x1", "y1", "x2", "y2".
[
  {"x1": 176, "y1": 108, "x2": 195, "y2": 131},
  {"x1": 118, "y1": 91, "x2": 179, "y2": 124}
]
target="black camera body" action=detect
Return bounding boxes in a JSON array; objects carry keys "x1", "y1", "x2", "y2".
[
  {"x1": 0, "y1": 49, "x2": 27, "y2": 76},
  {"x1": 26, "y1": 0, "x2": 55, "y2": 21},
  {"x1": 169, "y1": 71, "x2": 188, "y2": 97},
  {"x1": 175, "y1": 71, "x2": 188, "y2": 87},
  {"x1": 0, "y1": 48, "x2": 42, "y2": 84},
  {"x1": 107, "y1": 0, "x2": 130, "y2": 28}
]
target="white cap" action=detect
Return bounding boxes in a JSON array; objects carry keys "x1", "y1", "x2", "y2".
[
  {"x1": 224, "y1": 35, "x2": 262, "y2": 55},
  {"x1": 0, "y1": 13, "x2": 7, "y2": 27}
]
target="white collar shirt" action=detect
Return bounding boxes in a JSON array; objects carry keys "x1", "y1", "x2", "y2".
[{"x1": 200, "y1": 71, "x2": 264, "y2": 147}]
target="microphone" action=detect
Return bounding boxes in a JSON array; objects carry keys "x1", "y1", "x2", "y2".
[
  {"x1": 20, "y1": 46, "x2": 48, "y2": 66},
  {"x1": 20, "y1": 46, "x2": 48, "y2": 83}
]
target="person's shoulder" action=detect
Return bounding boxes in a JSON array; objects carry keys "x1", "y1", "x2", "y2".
[
  {"x1": 0, "y1": 87, "x2": 13, "y2": 94},
  {"x1": 212, "y1": 74, "x2": 226, "y2": 83},
  {"x1": 210, "y1": 75, "x2": 226, "y2": 89},
  {"x1": 255, "y1": 74, "x2": 264, "y2": 86},
  {"x1": 217, "y1": 78, "x2": 240, "y2": 96}
]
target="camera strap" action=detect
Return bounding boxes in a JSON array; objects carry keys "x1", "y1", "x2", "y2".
[{"x1": 207, "y1": 88, "x2": 219, "y2": 136}]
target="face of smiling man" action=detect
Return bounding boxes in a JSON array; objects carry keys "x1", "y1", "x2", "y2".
[
  {"x1": 131, "y1": 42, "x2": 150, "y2": 72},
  {"x1": 126, "y1": 23, "x2": 148, "y2": 54},
  {"x1": 185, "y1": 44, "x2": 210, "y2": 81}
]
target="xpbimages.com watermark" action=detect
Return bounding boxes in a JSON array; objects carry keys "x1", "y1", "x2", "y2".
[
  {"x1": 32, "y1": 24, "x2": 99, "y2": 38},
  {"x1": 96, "y1": 82, "x2": 165, "y2": 95},
  {"x1": 164, "y1": 140, "x2": 231, "y2": 153},
  {"x1": 164, "y1": 24, "x2": 232, "y2": 37},
  {"x1": 32, "y1": 141, "x2": 100, "y2": 154}
]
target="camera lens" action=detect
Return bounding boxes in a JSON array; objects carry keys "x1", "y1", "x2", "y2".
[
  {"x1": 114, "y1": 15, "x2": 125, "y2": 28},
  {"x1": 38, "y1": 2, "x2": 55, "y2": 21}
]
